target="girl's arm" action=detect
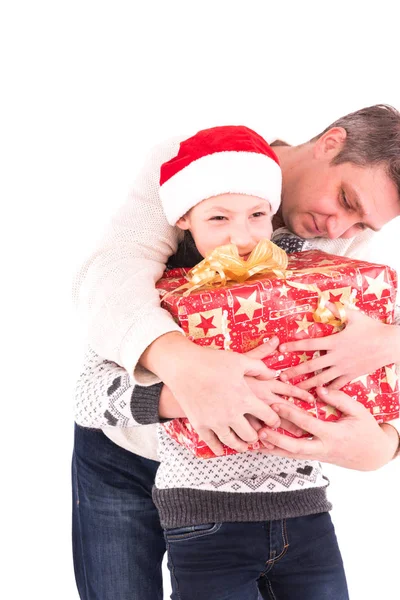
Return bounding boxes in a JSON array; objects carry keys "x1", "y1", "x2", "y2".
[{"x1": 74, "y1": 347, "x2": 187, "y2": 429}]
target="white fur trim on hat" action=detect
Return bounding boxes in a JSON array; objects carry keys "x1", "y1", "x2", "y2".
[{"x1": 160, "y1": 151, "x2": 282, "y2": 225}]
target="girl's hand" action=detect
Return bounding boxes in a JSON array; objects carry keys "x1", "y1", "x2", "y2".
[
  {"x1": 279, "y1": 309, "x2": 400, "y2": 390},
  {"x1": 244, "y1": 375, "x2": 312, "y2": 437}
]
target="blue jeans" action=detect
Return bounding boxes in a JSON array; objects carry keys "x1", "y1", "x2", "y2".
[
  {"x1": 165, "y1": 515, "x2": 349, "y2": 600},
  {"x1": 72, "y1": 424, "x2": 348, "y2": 600},
  {"x1": 72, "y1": 424, "x2": 165, "y2": 600}
]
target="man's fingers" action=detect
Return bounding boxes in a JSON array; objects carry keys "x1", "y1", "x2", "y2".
[
  {"x1": 279, "y1": 336, "x2": 334, "y2": 353},
  {"x1": 268, "y1": 402, "x2": 325, "y2": 437},
  {"x1": 257, "y1": 446, "x2": 309, "y2": 460},
  {"x1": 296, "y1": 367, "x2": 342, "y2": 390},
  {"x1": 258, "y1": 426, "x2": 322, "y2": 455},
  {"x1": 280, "y1": 354, "x2": 332, "y2": 382},
  {"x1": 244, "y1": 337, "x2": 279, "y2": 360},
  {"x1": 328, "y1": 375, "x2": 352, "y2": 390},
  {"x1": 271, "y1": 380, "x2": 315, "y2": 402},
  {"x1": 315, "y1": 387, "x2": 365, "y2": 416},
  {"x1": 279, "y1": 418, "x2": 307, "y2": 437}
]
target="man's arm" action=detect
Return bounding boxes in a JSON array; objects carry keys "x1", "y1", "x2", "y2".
[
  {"x1": 269, "y1": 227, "x2": 400, "y2": 468},
  {"x1": 71, "y1": 136, "x2": 302, "y2": 454},
  {"x1": 72, "y1": 137, "x2": 184, "y2": 385}
]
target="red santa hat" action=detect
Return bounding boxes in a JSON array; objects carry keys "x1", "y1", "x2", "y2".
[{"x1": 159, "y1": 125, "x2": 282, "y2": 226}]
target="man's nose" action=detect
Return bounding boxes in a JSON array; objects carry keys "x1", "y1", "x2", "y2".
[{"x1": 325, "y1": 214, "x2": 360, "y2": 239}]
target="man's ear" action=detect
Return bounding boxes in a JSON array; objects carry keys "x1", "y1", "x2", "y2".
[
  {"x1": 313, "y1": 127, "x2": 347, "y2": 160},
  {"x1": 176, "y1": 214, "x2": 190, "y2": 230}
]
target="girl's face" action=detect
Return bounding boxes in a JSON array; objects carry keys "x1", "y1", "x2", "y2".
[{"x1": 176, "y1": 193, "x2": 273, "y2": 259}]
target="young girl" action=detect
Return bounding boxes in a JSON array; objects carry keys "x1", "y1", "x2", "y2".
[{"x1": 74, "y1": 126, "x2": 350, "y2": 599}]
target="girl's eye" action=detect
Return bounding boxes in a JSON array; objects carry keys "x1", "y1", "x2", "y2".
[
  {"x1": 251, "y1": 212, "x2": 266, "y2": 218},
  {"x1": 209, "y1": 216, "x2": 227, "y2": 221}
]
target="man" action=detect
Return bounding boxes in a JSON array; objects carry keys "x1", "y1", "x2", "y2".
[
  {"x1": 74, "y1": 104, "x2": 400, "y2": 464},
  {"x1": 73, "y1": 105, "x2": 400, "y2": 600}
]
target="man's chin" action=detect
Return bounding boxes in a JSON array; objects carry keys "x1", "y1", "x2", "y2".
[
  {"x1": 287, "y1": 225, "x2": 316, "y2": 240},
  {"x1": 287, "y1": 219, "x2": 325, "y2": 240}
]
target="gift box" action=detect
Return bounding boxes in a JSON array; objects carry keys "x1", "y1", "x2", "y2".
[{"x1": 157, "y1": 243, "x2": 399, "y2": 459}]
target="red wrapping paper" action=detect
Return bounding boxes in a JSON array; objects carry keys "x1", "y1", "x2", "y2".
[{"x1": 157, "y1": 250, "x2": 399, "y2": 459}]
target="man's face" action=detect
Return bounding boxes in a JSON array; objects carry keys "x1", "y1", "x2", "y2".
[{"x1": 280, "y1": 135, "x2": 400, "y2": 240}]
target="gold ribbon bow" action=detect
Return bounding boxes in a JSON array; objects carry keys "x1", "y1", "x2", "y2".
[
  {"x1": 163, "y1": 238, "x2": 354, "y2": 328},
  {"x1": 178, "y1": 239, "x2": 288, "y2": 296}
]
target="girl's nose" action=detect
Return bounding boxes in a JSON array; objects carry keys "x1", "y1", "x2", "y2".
[{"x1": 229, "y1": 228, "x2": 252, "y2": 248}]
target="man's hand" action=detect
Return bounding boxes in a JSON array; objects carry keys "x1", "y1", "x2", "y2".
[
  {"x1": 257, "y1": 387, "x2": 400, "y2": 471},
  {"x1": 141, "y1": 332, "x2": 309, "y2": 456},
  {"x1": 279, "y1": 309, "x2": 400, "y2": 389}
]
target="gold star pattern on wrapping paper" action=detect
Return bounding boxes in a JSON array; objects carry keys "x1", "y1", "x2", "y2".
[
  {"x1": 366, "y1": 390, "x2": 378, "y2": 404},
  {"x1": 278, "y1": 284, "x2": 290, "y2": 297},
  {"x1": 295, "y1": 315, "x2": 313, "y2": 334},
  {"x1": 384, "y1": 299, "x2": 394, "y2": 314},
  {"x1": 234, "y1": 290, "x2": 263, "y2": 320},
  {"x1": 319, "y1": 404, "x2": 340, "y2": 418},
  {"x1": 188, "y1": 307, "x2": 223, "y2": 339},
  {"x1": 364, "y1": 271, "x2": 392, "y2": 300},
  {"x1": 196, "y1": 314, "x2": 217, "y2": 336},
  {"x1": 381, "y1": 365, "x2": 398, "y2": 392},
  {"x1": 350, "y1": 374, "x2": 369, "y2": 388},
  {"x1": 299, "y1": 353, "x2": 309, "y2": 363},
  {"x1": 256, "y1": 321, "x2": 267, "y2": 332}
]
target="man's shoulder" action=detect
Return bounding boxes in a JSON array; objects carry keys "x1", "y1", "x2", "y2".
[{"x1": 141, "y1": 134, "x2": 186, "y2": 168}]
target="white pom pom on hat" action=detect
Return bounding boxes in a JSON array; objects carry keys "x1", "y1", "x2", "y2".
[{"x1": 159, "y1": 125, "x2": 282, "y2": 226}]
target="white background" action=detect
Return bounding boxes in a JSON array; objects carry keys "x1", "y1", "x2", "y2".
[{"x1": 2, "y1": 1, "x2": 399, "y2": 599}]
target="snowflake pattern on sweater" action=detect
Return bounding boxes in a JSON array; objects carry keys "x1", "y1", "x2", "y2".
[
  {"x1": 75, "y1": 348, "x2": 136, "y2": 428},
  {"x1": 155, "y1": 428, "x2": 327, "y2": 494}
]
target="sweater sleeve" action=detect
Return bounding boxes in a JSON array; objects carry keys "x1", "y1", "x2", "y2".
[
  {"x1": 72, "y1": 136, "x2": 185, "y2": 385},
  {"x1": 74, "y1": 347, "x2": 165, "y2": 428}
]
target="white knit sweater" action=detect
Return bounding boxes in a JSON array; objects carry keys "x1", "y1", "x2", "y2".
[{"x1": 73, "y1": 135, "x2": 400, "y2": 460}]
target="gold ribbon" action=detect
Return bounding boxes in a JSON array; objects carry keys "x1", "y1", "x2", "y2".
[
  {"x1": 169, "y1": 239, "x2": 289, "y2": 297},
  {"x1": 286, "y1": 281, "x2": 352, "y2": 327},
  {"x1": 162, "y1": 238, "x2": 356, "y2": 327}
]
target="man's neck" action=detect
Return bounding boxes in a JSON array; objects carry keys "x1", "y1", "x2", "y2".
[
  {"x1": 270, "y1": 141, "x2": 315, "y2": 233},
  {"x1": 272, "y1": 209, "x2": 285, "y2": 231}
]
